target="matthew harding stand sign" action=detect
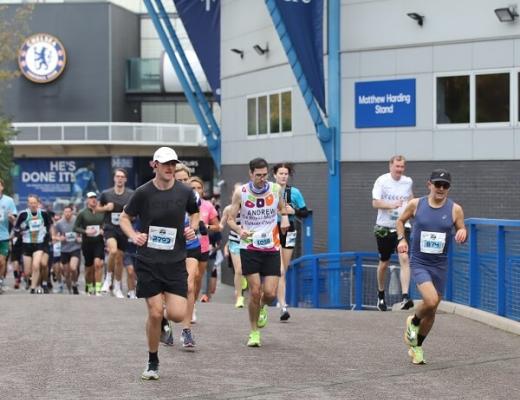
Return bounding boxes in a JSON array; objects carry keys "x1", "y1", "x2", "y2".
[{"x1": 355, "y1": 79, "x2": 416, "y2": 128}]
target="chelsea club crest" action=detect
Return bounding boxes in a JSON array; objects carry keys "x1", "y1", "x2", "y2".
[{"x1": 18, "y1": 33, "x2": 67, "y2": 84}]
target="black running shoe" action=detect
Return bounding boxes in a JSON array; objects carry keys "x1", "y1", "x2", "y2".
[
  {"x1": 377, "y1": 298, "x2": 387, "y2": 311},
  {"x1": 280, "y1": 307, "x2": 291, "y2": 322},
  {"x1": 72, "y1": 285, "x2": 79, "y2": 295},
  {"x1": 400, "y1": 298, "x2": 414, "y2": 310},
  {"x1": 42, "y1": 285, "x2": 49, "y2": 294}
]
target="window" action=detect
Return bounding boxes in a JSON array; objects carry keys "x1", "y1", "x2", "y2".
[
  {"x1": 436, "y1": 76, "x2": 469, "y2": 124},
  {"x1": 476, "y1": 73, "x2": 509, "y2": 123},
  {"x1": 435, "y1": 71, "x2": 512, "y2": 127},
  {"x1": 247, "y1": 90, "x2": 292, "y2": 137}
]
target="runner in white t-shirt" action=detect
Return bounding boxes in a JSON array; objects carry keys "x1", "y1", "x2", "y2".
[{"x1": 372, "y1": 155, "x2": 414, "y2": 311}]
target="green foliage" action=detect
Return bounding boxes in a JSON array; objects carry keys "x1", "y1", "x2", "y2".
[{"x1": 0, "y1": 4, "x2": 33, "y2": 194}]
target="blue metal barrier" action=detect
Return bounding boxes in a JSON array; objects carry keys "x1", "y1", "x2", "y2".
[{"x1": 287, "y1": 218, "x2": 520, "y2": 322}]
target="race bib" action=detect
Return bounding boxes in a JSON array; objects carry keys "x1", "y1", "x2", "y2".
[
  {"x1": 86, "y1": 225, "x2": 100, "y2": 236},
  {"x1": 65, "y1": 232, "x2": 77, "y2": 242},
  {"x1": 285, "y1": 230, "x2": 297, "y2": 248},
  {"x1": 390, "y1": 210, "x2": 399, "y2": 221},
  {"x1": 148, "y1": 226, "x2": 177, "y2": 250},
  {"x1": 53, "y1": 242, "x2": 61, "y2": 256},
  {"x1": 252, "y1": 231, "x2": 274, "y2": 249},
  {"x1": 111, "y1": 212, "x2": 121, "y2": 226},
  {"x1": 29, "y1": 219, "x2": 42, "y2": 232},
  {"x1": 420, "y1": 231, "x2": 446, "y2": 254}
]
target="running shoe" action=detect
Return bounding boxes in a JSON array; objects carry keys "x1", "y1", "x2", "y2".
[
  {"x1": 30, "y1": 288, "x2": 36, "y2": 294},
  {"x1": 181, "y1": 328, "x2": 196, "y2": 348},
  {"x1": 200, "y1": 294, "x2": 209, "y2": 303},
  {"x1": 14, "y1": 278, "x2": 20, "y2": 290},
  {"x1": 72, "y1": 285, "x2": 79, "y2": 295},
  {"x1": 235, "y1": 296, "x2": 245, "y2": 309},
  {"x1": 400, "y1": 297, "x2": 414, "y2": 310},
  {"x1": 113, "y1": 287, "x2": 124, "y2": 299},
  {"x1": 280, "y1": 306, "x2": 290, "y2": 322},
  {"x1": 42, "y1": 284, "x2": 49, "y2": 294},
  {"x1": 408, "y1": 346, "x2": 426, "y2": 365},
  {"x1": 36, "y1": 287, "x2": 44, "y2": 294},
  {"x1": 100, "y1": 279, "x2": 110, "y2": 294},
  {"x1": 405, "y1": 315, "x2": 420, "y2": 347},
  {"x1": 257, "y1": 305, "x2": 268, "y2": 328},
  {"x1": 160, "y1": 321, "x2": 173, "y2": 346},
  {"x1": 247, "y1": 330, "x2": 261, "y2": 347},
  {"x1": 127, "y1": 290, "x2": 137, "y2": 299},
  {"x1": 0, "y1": 280, "x2": 4, "y2": 294},
  {"x1": 141, "y1": 362, "x2": 159, "y2": 380},
  {"x1": 241, "y1": 276, "x2": 248, "y2": 291},
  {"x1": 376, "y1": 298, "x2": 387, "y2": 311}
]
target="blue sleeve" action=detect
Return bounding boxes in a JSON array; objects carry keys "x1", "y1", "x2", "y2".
[{"x1": 290, "y1": 187, "x2": 306, "y2": 209}]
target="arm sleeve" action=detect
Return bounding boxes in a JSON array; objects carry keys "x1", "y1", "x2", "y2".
[
  {"x1": 372, "y1": 176, "x2": 383, "y2": 200},
  {"x1": 73, "y1": 213, "x2": 86, "y2": 234},
  {"x1": 123, "y1": 189, "x2": 142, "y2": 218},
  {"x1": 14, "y1": 211, "x2": 27, "y2": 232}
]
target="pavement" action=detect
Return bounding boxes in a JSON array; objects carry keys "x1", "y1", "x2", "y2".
[{"x1": 2, "y1": 280, "x2": 520, "y2": 400}]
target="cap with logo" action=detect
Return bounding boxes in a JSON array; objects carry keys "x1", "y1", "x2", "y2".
[
  {"x1": 86, "y1": 191, "x2": 97, "y2": 198},
  {"x1": 153, "y1": 147, "x2": 179, "y2": 163},
  {"x1": 430, "y1": 169, "x2": 451, "y2": 184}
]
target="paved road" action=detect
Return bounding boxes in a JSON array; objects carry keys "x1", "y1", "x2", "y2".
[{"x1": 2, "y1": 282, "x2": 520, "y2": 400}]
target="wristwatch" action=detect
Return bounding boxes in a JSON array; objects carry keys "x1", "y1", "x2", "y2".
[{"x1": 397, "y1": 235, "x2": 405, "y2": 241}]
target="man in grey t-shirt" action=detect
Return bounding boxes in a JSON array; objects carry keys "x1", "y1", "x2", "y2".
[{"x1": 54, "y1": 204, "x2": 81, "y2": 294}]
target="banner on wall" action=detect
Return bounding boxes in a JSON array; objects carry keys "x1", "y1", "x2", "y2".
[
  {"x1": 12, "y1": 158, "x2": 113, "y2": 211},
  {"x1": 174, "y1": 0, "x2": 220, "y2": 102},
  {"x1": 355, "y1": 79, "x2": 416, "y2": 128},
  {"x1": 276, "y1": 0, "x2": 326, "y2": 112}
]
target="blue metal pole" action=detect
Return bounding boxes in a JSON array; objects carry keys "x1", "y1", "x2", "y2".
[
  {"x1": 327, "y1": 0, "x2": 341, "y2": 253},
  {"x1": 312, "y1": 258, "x2": 320, "y2": 308},
  {"x1": 153, "y1": 0, "x2": 221, "y2": 144},
  {"x1": 144, "y1": 0, "x2": 221, "y2": 173},
  {"x1": 302, "y1": 212, "x2": 313, "y2": 255},
  {"x1": 469, "y1": 223, "x2": 479, "y2": 308},
  {"x1": 497, "y1": 225, "x2": 506, "y2": 316},
  {"x1": 355, "y1": 254, "x2": 363, "y2": 310}
]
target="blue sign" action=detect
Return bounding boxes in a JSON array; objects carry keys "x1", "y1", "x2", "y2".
[
  {"x1": 12, "y1": 158, "x2": 112, "y2": 211},
  {"x1": 174, "y1": 0, "x2": 220, "y2": 103},
  {"x1": 276, "y1": 0, "x2": 326, "y2": 112},
  {"x1": 355, "y1": 79, "x2": 416, "y2": 128}
]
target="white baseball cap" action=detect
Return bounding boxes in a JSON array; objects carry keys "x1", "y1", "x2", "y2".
[
  {"x1": 153, "y1": 147, "x2": 179, "y2": 163},
  {"x1": 86, "y1": 191, "x2": 97, "y2": 198}
]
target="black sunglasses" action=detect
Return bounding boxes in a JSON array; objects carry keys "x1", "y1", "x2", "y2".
[{"x1": 433, "y1": 181, "x2": 450, "y2": 189}]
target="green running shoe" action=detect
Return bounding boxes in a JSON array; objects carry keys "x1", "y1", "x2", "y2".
[
  {"x1": 241, "y1": 276, "x2": 248, "y2": 291},
  {"x1": 247, "y1": 330, "x2": 261, "y2": 347},
  {"x1": 405, "y1": 315, "x2": 419, "y2": 347},
  {"x1": 235, "y1": 295, "x2": 245, "y2": 309},
  {"x1": 257, "y1": 304, "x2": 268, "y2": 328},
  {"x1": 408, "y1": 346, "x2": 426, "y2": 364}
]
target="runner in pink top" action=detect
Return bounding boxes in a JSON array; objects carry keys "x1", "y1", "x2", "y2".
[{"x1": 190, "y1": 177, "x2": 221, "y2": 305}]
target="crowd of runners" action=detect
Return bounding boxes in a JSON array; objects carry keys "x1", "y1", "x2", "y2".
[{"x1": 1, "y1": 147, "x2": 465, "y2": 378}]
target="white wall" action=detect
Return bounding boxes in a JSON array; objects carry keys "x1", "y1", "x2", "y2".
[{"x1": 221, "y1": 0, "x2": 520, "y2": 165}]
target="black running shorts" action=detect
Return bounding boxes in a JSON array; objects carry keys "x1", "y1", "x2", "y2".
[
  {"x1": 135, "y1": 258, "x2": 188, "y2": 299},
  {"x1": 240, "y1": 249, "x2": 281, "y2": 277}
]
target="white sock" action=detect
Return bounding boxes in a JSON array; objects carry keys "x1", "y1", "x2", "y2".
[
  {"x1": 105, "y1": 272, "x2": 112, "y2": 283},
  {"x1": 114, "y1": 280, "x2": 121, "y2": 290}
]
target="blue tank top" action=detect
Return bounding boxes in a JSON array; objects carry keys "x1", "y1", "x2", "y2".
[
  {"x1": 411, "y1": 197, "x2": 454, "y2": 270},
  {"x1": 184, "y1": 213, "x2": 200, "y2": 250}
]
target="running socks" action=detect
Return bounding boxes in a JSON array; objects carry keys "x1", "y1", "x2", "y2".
[
  {"x1": 148, "y1": 351, "x2": 159, "y2": 364},
  {"x1": 411, "y1": 314, "x2": 421, "y2": 326},
  {"x1": 378, "y1": 290, "x2": 385, "y2": 300}
]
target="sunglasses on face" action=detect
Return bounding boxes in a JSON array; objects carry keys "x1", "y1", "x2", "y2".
[{"x1": 433, "y1": 181, "x2": 450, "y2": 190}]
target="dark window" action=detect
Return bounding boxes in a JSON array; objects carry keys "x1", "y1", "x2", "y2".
[
  {"x1": 436, "y1": 76, "x2": 470, "y2": 124},
  {"x1": 476, "y1": 73, "x2": 509, "y2": 123}
]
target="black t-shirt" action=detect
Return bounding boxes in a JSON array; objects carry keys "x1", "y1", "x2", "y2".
[
  {"x1": 124, "y1": 180, "x2": 198, "y2": 264},
  {"x1": 99, "y1": 187, "x2": 134, "y2": 232}
]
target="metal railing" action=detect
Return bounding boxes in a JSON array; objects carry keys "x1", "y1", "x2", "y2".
[
  {"x1": 10, "y1": 122, "x2": 205, "y2": 146},
  {"x1": 287, "y1": 218, "x2": 520, "y2": 321}
]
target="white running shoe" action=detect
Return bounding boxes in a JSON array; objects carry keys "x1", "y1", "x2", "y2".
[
  {"x1": 100, "y1": 279, "x2": 111, "y2": 293},
  {"x1": 113, "y1": 288, "x2": 124, "y2": 299},
  {"x1": 127, "y1": 290, "x2": 137, "y2": 299}
]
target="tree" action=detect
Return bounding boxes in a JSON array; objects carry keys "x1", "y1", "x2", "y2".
[{"x1": 0, "y1": 4, "x2": 33, "y2": 194}]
